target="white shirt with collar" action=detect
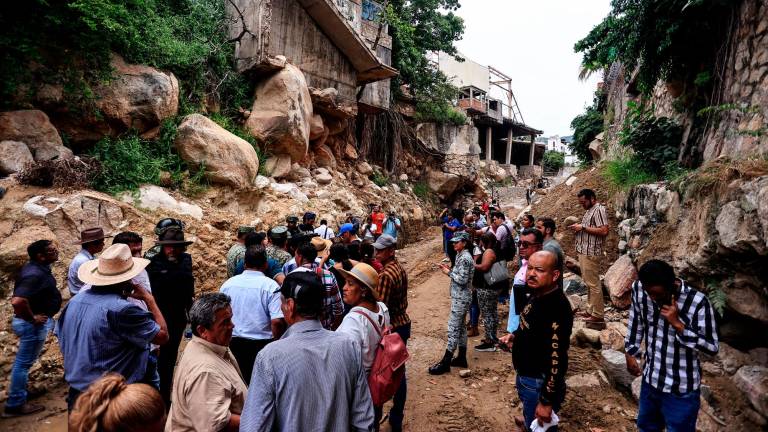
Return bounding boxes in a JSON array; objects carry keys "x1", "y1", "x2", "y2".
[
  {"x1": 67, "y1": 249, "x2": 94, "y2": 295},
  {"x1": 220, "y1": 270, "x2": 283, "y2": 341}
]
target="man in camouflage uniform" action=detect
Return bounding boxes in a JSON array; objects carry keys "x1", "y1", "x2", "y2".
[
  {"x1": 429, "y1": 232, "x2": 475, "y2": 375},
  {"x1": 226, "y1": 226, "x2": 255, "y2": 277},
  {"x1": 266, "y1": 226, "x2": 292, "y2": 269}
]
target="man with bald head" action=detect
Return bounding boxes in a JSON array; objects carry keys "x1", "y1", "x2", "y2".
[{"x1": 500, "y1": 250, "x2": 573, "y2": 431}]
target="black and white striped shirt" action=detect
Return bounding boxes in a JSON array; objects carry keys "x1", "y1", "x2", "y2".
[{"x1": 625, "y1": 279, "x2": 719, "y2": 394}]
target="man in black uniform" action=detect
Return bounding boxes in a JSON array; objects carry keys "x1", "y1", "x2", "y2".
[
  {"x1": 146, "y1": 228, "x2": 195, "y2": 408},
  {"x1": 499, "y1": 250, "x2": 572, "y2": 431},
  {"x1": 285, "y1": 215, "x2": 301, "y2": 238},
  {"x1": 298, "y1": 212, "x2": 316, "y2": 232}
]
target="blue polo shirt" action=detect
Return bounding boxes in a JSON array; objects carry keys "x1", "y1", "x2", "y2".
[
  {"x1": 444, "y1": 218, "x2": 461, "y2": 241},
  {"x1": 56, "y1": 289, "x2": 160, "y2": 391}
]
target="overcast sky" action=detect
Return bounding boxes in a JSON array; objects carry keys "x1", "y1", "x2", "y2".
[{"x1": 453, "y1": 0, "x2": 611, "y2": 137}]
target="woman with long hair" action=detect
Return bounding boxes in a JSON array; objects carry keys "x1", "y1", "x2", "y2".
[
  {"x1": 69, "y1": 373, "x2": 165, "y2": 432},
  {"x1": 429, "y1": 232, "x2": 475, "y2": 375}
]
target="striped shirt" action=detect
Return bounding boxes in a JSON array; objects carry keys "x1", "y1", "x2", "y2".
[
  {"x1": 377, "y1": 257, "x2": 410, "y2": 328},
  {"x1": 575, "y1": 203, "x2": 608, "y2": 256},
  {"x1": 625, "y1": 279, "x2": 719, "y2": 394},
  {"x1": 290, "y1": 264, "x2": 344, "y2": 330}
]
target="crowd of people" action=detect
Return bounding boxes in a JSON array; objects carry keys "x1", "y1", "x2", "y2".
[
  {"x1": 5, "y1": 191, "x2": 720, "y2": 432},
  {"x1": 6, "y1": 205, "x2": 409, "y2": 432}
]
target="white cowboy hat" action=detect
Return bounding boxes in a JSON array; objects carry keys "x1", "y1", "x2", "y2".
[{"x1": 78, "y1": 244, "x2": 150, "y2": 286}]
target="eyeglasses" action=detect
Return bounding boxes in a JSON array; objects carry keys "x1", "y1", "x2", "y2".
[{"x1": 516, "y1": 241, "x2": 541, "y2": 248}]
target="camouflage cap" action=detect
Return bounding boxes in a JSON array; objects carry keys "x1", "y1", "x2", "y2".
[
  {"x1": 269, "y1": 225, "x2": 289, "y2": 239},
  {"x1": 237, "y1": 226, "x2": 256, "y2": 235}
]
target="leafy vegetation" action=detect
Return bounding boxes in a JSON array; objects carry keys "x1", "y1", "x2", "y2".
[
  {"x1": 542, "y1": 151, "x2": 565, "y2": 172},
  {"x1": 569, "y1": 91, "x2": 606, "y2": 163},
  {"x1": 387, "y1": 0, "x2": 465, "y2": 124},
  {"x1": 370, "y1": 171, "x2": 390, "y2": 187},
  {"x1": 619, "y1": 104, "x2": 683, "y2": 177},
  {"x1": 412, "y1": 181, "x2": 431, "y2": 200},
  {"x1": 574, "y1": 0, "x2": 737, "y2": 95},
  {"x1": 89, "y1": 119, "x2": 207, "y2": 195},
  {"x1": 0, "y1": 0, "x2": 251, "y2": 115},
  {"x1": 602, "y1": 156, "x2": 657, "y2": 190}
]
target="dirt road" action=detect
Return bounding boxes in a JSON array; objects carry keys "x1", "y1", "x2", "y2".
[
  {"x1": 2, "y1": 228, "x2": 637, "y2": 431},
  {"x1": 394, "y1": 229, "x2": 637, "y2": 432}
]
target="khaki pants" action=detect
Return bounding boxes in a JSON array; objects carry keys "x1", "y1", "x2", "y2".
[{"x1": 579, "y1": 254, "x2": 604, "y2": 319}]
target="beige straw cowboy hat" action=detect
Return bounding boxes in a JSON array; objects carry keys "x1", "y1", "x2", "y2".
[
  {"x1": 338, "y1": 262, "x2": 381, "y2": 300},
  {"x1": 78, "y1": 244, "x2": 150, "y2": 286},
  {"x1": 310, "y1": 236, "x2": 332, "y2": 253}
]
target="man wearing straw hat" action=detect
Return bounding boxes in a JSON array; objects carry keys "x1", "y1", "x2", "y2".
[
  {"x1": 57, "y1": 243, "x2": 169, "y2": 411},
  {"x1": 146, "y1": 228, "x2": 195, "y2": 408},
  {"x1": 67, "y1": 227, "x2": 111, "y2": 296}
]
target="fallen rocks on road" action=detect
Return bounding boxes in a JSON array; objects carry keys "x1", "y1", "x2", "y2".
[
  {"x1": 459, "y1": 369, "x2": 472, "y2": 378},
  {"x1": 603, "y1": 254, "x2": 636, "y2": 309},
  {"x1": 732, "y1": 365, "x2": 768, "y2": 416},
  {"x1": 601, "y1": 349, "x2": 635, "y2": 389}
]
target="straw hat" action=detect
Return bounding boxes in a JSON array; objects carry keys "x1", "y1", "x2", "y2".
[
  {"x1": 311, "y1": 236, "x2": 332, "y2": 253},
  {"x1": 78, "y1": 244, "x2": 150, "y2": 286},
  {"x1": 338, "y1": 262, "x2": 380, "y2": 300}
]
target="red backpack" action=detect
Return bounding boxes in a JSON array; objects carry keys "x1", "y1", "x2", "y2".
[{"x1": 353, "y1": 310, "x2": 410, "y2": 406}]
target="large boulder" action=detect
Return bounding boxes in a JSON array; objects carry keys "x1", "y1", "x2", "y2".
[
  {"x1": 46, "y1": 56, "x2": 179, "y2": 143},
  {"x1": 309, "y1": 114, "x2": 325, "y2": 140},
  {"x1": 426, "y1": 168, "x2": 463, "y2": 198},
  {"x1": 312, "y1": 144, "x2": 337, "y2": 170},
  {"x1": 603, "y1": 254, "x2": 636, "y2": 309},
  {"x1": 0, "y1": 225, "x2": 56, "y2": 294},
  {"x1": 600, "y1": 349, "x2": 635, "y2": 389},
  {"x1": 0, "y1": 141, "x2": 34, "y2": 175},
  {"x1": 263, "y1": 155, "x2": 292, "y2": 179},
  {"x1": 0, "y1": 110, "x2": 63, "y2": 155},
  {"x1": 174, "y1": 114, "x2": 259, "y2": 188},
  {"x1": 733, "y1": 366, "x2": 768, "y2": 416},
  {"x1": 33, "y1": 143, "x2": 74, "y2": 162},
  {"x1": 245, "y1": 64, "x2": 312, "y2": 161}
]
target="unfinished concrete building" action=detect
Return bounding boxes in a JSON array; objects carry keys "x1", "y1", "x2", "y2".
[{"x1": 437, "y1": 52, "x2": 544, "y2": 177}]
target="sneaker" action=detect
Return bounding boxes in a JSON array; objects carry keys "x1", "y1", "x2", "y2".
[
  {"x1": 474, "y1": 341, "x2": 498, "y2": 352},
  {"x1": 2, "y1": 403, "x2": 44, "y2": 418}
]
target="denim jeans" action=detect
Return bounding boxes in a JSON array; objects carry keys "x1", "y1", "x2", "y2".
[
  {"x1": 388, "y1": 322, "x2": 411, "y2": 431},
  {"x1": 516, "y1": 375, "x2": 560, "y2": 432},
  {"x1": 469, "y1": 290, "x2": 479, "y2": 327},
  {"x1": 142, "y1": 350, "x2": 161, "y2": 390},
  {"x1": 637, "y1": 380, "x2": 700, "y2": 432},
  {"x1": 7, "y1": 317, "x2": 54, "y2": 408}
]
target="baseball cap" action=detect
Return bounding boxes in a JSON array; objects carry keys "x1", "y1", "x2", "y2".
[
  {"x1": 372, "y1": 234, "x2": 397, "y2": 250},
  {"x1": 338, "y1": 223, "x2": 355, "y2": 235},
  {"x1": 237, "y1": 225, "x2": 255, "y2": 235}
]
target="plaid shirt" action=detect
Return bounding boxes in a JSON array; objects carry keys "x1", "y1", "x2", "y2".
[
  {"x1": 291, "y1": 264, "x2": 344, "y2": 330},
  {"x1": 575, "y1": 203, "x2": 608, "y2": 256},
  {"x1": 378, "y1": 257, "x2": 410, "y2": 328},
  {"x1": 625, "y1": 279, "x2": 719, "y2": 394}
]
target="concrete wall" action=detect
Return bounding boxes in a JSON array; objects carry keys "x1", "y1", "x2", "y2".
[
  {"x1": 230, "y1": 0, "x2": 358, "y2": 101},
  {"x1": 416, "y1": 122, "x2": 480, "y2": 155},
  {"x1": 437, "y1": 51, "x2": 490, "y2": 93}
]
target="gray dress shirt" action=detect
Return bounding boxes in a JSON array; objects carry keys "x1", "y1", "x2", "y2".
[{"x1": 240, "y1": 319, "x2": 374, "y2": 432}]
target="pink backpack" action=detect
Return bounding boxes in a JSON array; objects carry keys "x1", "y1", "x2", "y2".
[{"x1": 353, "y1": 310, "x2": 410, "y2": 406}]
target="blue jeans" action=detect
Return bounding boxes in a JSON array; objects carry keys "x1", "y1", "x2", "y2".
[
  {"x1": 637, "y1": 380, "x2": 700, "y2": 432},
  {"x1": 7, "y1": 317, "x2": 53, "y2": 408},
  {"x1": 389, "y1": 322, "x2": 411, "y2": 431},
  {"x1": 516, "y1": 375, "x2": 560, "y2": 432},
  {"x1": 470, "y1": 290, "x2": 479, "y2": 327}
]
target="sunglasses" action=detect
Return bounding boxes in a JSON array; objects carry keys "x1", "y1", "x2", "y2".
[{"x1": 517, "y1": 241, "x2": 541, "y2": 248}]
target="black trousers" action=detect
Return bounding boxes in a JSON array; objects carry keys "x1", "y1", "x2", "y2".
[
  {"x1": 229, "y1": 337, "x2": 273, "y2": 386},
  {"x1": 158, "y1": 324, "x2": 184, "y2": 408}
]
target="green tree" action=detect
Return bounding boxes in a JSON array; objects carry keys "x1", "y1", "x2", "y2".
[
  {"x1": 542, "y1": 151, "x2": 565, "y2": 172},
  {"x1": 387, "y1": 0, "x2": 465, "y2": 123},
  {"x1": 574, "y1": 0, "x2": 736, "y2": 94},
  {"x1": 569, "y1": 93, "x2": 605, "y2": 163}
]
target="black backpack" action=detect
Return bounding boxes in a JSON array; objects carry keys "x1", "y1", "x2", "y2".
[{"x1": 497, "y1": 224, "x2": 517, "y2": 261}]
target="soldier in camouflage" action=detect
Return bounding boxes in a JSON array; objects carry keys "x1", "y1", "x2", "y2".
[{"x1": 429, "y1": 231, "x2": 475, "y2": 375}]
